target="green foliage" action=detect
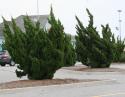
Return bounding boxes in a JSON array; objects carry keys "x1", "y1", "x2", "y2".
[
  {"x1": 3, "y1": 16, "x2": 63, "y2": 80},
  {"x1": 63, "y1": 34, "x2": 76, "y2": 66},
  {"x1": 119, "y1": 52, "x2": 125, "y2": 62},
  {"x1": 75, "y1": 9, "x2": 114, "y2": 68},
  {"x1": 113, "y1": 37, "x2": 125, "y2": 62},
  {"x1": 48, "y1": 7, "x2": 76, "y2": 67},
  {"x1": 3, "y1": 8, "x2": 75, "y2": 80}
]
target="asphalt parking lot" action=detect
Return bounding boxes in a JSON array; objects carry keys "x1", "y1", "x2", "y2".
[{"x1": 0, "y1": 63, "x2": 125, "y2": 97}]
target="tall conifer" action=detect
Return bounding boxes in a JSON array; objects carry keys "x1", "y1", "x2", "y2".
[{"x1": 75, "y1": 9, "x2": 114, "y2": 68}]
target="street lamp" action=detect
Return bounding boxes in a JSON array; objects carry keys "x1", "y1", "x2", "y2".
[{"x1": 117, "y1": 10, "x2": 122, "y2": 40}]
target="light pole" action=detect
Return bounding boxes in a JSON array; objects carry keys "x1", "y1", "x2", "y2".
[
  {"x1": 37, "y1": 0, "x2": 39, "y2": 20},
  {"x1": 117, "y1": 10, "x2": 122, "y2": 40}
]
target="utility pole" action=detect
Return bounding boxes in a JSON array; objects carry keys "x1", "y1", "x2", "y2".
[{"x1": 118, "y1": 10, "x2": 122, "y2": 40}]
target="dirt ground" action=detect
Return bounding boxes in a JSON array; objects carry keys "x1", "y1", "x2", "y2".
[
  {"x1": 62, "y1": 65, "x2": 125, "y2": 72},
  {"x1": 0, "y1": 79, "x2": 99, "y2": 89}
]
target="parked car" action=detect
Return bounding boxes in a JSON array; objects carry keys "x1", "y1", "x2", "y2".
[{"x1": 0, "y1": 50, "x2": 15, "y2": 66}]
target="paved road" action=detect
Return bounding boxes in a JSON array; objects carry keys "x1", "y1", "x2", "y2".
[
  {"x1": 0, "y1": 78, "x2": 125, "y2": 97},
  {"x1": 0, "y1": 66, "x2": 26, "y2": 83},
  {"x1": 0, "y1": 63, "x2": 125, "y2": 97}
]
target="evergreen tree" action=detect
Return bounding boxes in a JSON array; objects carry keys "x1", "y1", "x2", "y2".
[
  {"x1": 75, "y1": 9, "x2": 114, "y2": 68},
  {"x1": 3, "y1": 16, "x2": 63, "y2": 80},
  {"x1": 48, "y1": 7, "x2": 76, "y2": 67},
  {"x1": 113, "y1": 37, "x2": 125, "y2": 62},
  {"x1": 3, "y1": 7, "x2": 76, "y2": 79},
  {"x1": 64, "y1": 34, "x2": 76, "y2": 66}
]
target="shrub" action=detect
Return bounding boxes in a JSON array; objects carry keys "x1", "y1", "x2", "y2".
[
  {"x1": 119, "y1": 52, "x2": 125, "y2": 62},
  {"x1": 63, "y1": 34, "x2": 76, "y2": 66},
  {"x1": 48, "y1": 7, "x2": 76, "y2": 67},
  {"x1": 3, "y1": 16, "x2": 64, "y2": 79},
  {"x1": 75, "y1": 9, "x2": 114, "y2": 68},
  {"x1": 3, "y1": 8, "x2": 75, "y2": 79},
  {"x1": 113, "y1": 37, "x2": 125, "y2": 62}
]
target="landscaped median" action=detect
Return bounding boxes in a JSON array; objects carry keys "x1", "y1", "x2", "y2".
[
  {"x1": 0, "y1": 79, "x2": 99, "y2": 89},
  {"x1": 62, "y1": 65, "x2": 125, "y2": 72}
]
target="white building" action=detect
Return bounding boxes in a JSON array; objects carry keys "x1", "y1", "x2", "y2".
[{"x1": 0, "y1": 15, "x2": 50, "y2": 40}]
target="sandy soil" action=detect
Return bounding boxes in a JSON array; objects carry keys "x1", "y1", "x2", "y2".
[
  {"x1": 0, "y1": 79, "x2": 99, "y2": 89},
  {"x1": 63, "y1": 66, "x2": 125, "y2": 72}
]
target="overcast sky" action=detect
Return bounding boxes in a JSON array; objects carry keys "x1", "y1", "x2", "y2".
[{"x1": 0, "y1": 0, "x2": 125, "y2": 38}]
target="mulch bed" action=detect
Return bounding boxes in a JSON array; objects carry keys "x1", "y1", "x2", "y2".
[{"x1": 0, "y1": 79, "x2": 99, "y2": 89}]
